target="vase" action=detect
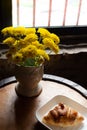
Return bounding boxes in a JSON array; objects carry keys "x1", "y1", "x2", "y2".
[{"x1": 14, "y1": 64, "x2": 44, "y2": 97}]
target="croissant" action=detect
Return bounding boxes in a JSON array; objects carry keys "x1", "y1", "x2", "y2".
[{"x1": 42, "y1": 103, "x2": 84, "y2": 127}]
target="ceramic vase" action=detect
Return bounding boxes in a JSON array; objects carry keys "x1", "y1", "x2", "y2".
[{"x1": 15, "y1": 64, "x2": 44, "y2": 97}]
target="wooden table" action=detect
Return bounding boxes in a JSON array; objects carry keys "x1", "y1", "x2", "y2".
[{"x1": 0, "y1": 74, "x2": 87, "y2": 130}]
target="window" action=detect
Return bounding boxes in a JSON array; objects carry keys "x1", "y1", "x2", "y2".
[
  {"x1": 12, "y1": 0, "x2": 87, "y2": 27},
  {"x1": 1, "y1": 0, "x2": 87, "y2": 44}
]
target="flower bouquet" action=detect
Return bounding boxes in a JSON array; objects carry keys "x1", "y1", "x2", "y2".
[{"x1": 1, "y1": 26, "x2": 60, "y2": 66}]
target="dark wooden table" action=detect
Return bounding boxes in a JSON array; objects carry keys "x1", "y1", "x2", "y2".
[{"x1": 0, "y1": 74, "x2": 87, "y2": 130}]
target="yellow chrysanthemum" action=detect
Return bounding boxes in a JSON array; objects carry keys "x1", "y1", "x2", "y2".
[
  {"x1": 37, "y1": 49, "x2": 49, "y2": 61},
  {"x1": 1, "y1": 26, "x2": 14, "y2": 36},
  {"x1": 37, "y1": 28, "x2": 51, "y2": 38},
  {"x1": 3, "y1": 37, "x2": 15, "y2": 46},
  {"x1": 1, "y1": 26, "x2": 60, "y2": 66},
  {"x1": 32, "y1": 41, "x2": 45, "y2": 50},
  {"x1": 42, "y1": 38, "x2": 59, "y2": 53},
  {"x1": 15, "y1": 39, "x2": 29, "y2": 49},
  {"x1": 50, "y1": 33, "x2": 60, "y2": 44},
  {"x1": 12, "y1": 52, "x2": 23, "y2": 63},
  {"x1": 26, "y1": 45, "x2": 38, "y2": 57},
  {"x1": 24, "y1": 33, "x2": 38, "y2": 43},
  {"x1": 20, "y1": 45, "x2": 37, "y2": 58},
  {"x1": 12, "y1": 26, "x2": 26, "y2": 37},
  {"x1": 25, "y1": 28, "x2": 36, "y2": 35}
]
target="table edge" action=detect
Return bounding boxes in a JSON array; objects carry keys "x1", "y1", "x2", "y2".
[{"x1": 0, "y1": 74, "x2": 87, "y2": 99}]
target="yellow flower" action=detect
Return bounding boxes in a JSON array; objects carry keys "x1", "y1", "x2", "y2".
[
  {"x1": 1, "y1": 26, "x2": 14, "y2": 36},
  {"x1": 37, "y1": 28, "x2": 51, "y2": 38},
  {"x1": 25, "y1": 28, "x2": 36, "y2": 34},
  {"x1": 13, "y1": 26, "x2": 26, "y2": 37},
  {"x1": 32, "y1": 41, "x2": 45, "y2": 50},
  {"x1": 15, "y1": 39, "x2": 28, "y2": 49},
  {"x1": 42, "y1": 38, "x2": 59, "y2": 53},
  {"x1": 37, "y1": 49, "x2": 49, "y2": 61},
  {"x1": 12, "y1": 52, "x2": 23, "y2": 63},
  {"x1": 20, "y1": 45, "x2": 37, "y2": 58},
  {"x1": 50, "y1": 33, "x2": 60, "y2": 44},
  {"x1": 3, "y1": 37, "x2": 16, "y2": 46},
  {"x1": 24, "y1": 33, "x2": 38, "y2": 42}
]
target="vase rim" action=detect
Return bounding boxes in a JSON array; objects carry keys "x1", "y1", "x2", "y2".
[{"x1": 15, "y1": 63, "x2": 43, "y2": 68}]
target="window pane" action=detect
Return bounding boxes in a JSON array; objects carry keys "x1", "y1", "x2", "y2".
[
  {"x1": 12, "y1": 0, "x2": 87, "y2": 27},
  {"x1": 19, "y1": 0, "x2": 33, "y2": 27},
  {"x1": 65, "y1": 0, "x2": 80, "y2": 26},
  {"x1": 50, "y1": 0, "x2": 65, "y2": 26},
  {"x1": 79, "y1": 0, "x2": 87, "y2": 25},
  {"x1": 35, "y1": 0, "x2": 49, "y2": 27}
]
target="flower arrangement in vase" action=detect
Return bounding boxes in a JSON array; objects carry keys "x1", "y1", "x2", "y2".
[{"x1": 1, "y1": 26, "x2": 60, "y2": 97}]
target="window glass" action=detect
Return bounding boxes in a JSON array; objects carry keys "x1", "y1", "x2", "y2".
[{"x1": 12, "y1": 0, "x2": 87, "y2": 27}]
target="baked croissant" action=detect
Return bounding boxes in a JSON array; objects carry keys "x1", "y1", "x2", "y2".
[{"x1": 42, "y1": 103, "x2": 84, "y2": 127}]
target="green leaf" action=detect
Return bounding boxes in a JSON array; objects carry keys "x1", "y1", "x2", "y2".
[{"x1": 23, "y1": 58, "x2": 36, "y2": 66}]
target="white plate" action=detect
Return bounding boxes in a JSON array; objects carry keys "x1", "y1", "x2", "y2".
[{"x1": 36, "y1": 95, "x2": 87, "y2": 130}]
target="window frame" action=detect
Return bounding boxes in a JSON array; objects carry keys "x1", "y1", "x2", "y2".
[{"x1": 0, "y1": 0, "x2": 87, "y2": 44}]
